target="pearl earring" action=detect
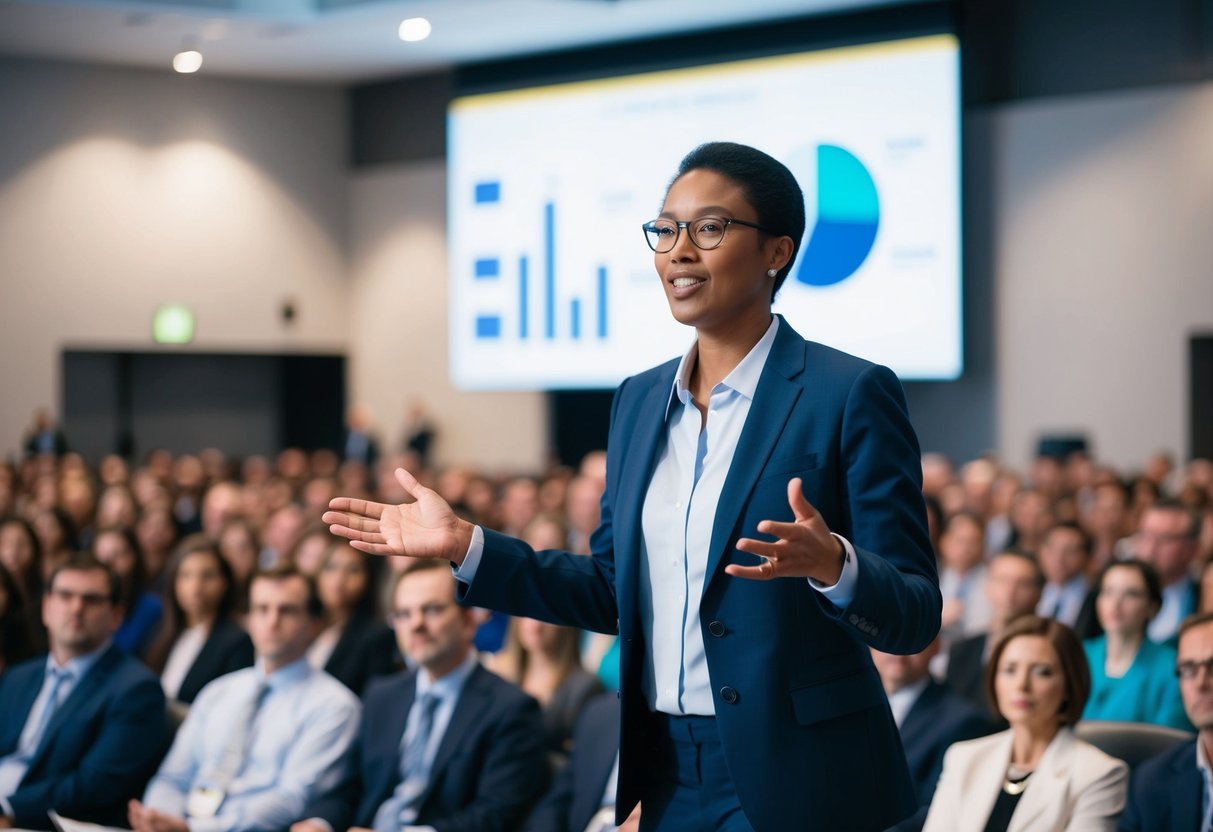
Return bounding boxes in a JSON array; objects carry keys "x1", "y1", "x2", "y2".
[{"x1": 767, "y1": 269, "x2": 777, "y2": 278}]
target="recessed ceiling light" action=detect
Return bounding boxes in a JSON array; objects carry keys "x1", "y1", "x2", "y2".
[
  {"x1": 398, "y1": 17, "x2": 431, "y2": 42},
  {"x1": 173, "y1": 49, "x2": 203, "y2": 73}
]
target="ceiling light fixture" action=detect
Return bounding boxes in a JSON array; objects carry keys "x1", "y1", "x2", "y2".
[
  {"x1": 398, "y1": 17, "x2": 431, "y2": 42},
  {"x1": 173, "y1": 37, "x2": 203, "y2": 73}
]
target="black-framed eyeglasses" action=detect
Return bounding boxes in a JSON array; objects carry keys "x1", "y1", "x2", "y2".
[
  {"x1": 641, "y1": 216, "x2": 776, "y2": 253},
  {"x1": 1176, "y1": 657, "x2": 1213, "y2": 680}
]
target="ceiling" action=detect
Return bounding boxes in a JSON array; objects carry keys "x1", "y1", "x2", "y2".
[{"x1": 0, "y1": 0, "x2": 913, "y2": 84}]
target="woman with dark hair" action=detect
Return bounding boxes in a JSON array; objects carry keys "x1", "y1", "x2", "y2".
[
  {"x1": 0, "y1": 563, "x2": 35, "y2": 677},
  {"x1": 32, "y1": 506, "x2": 77, "y2": 583},
  {"x1": 308, "y1": 539, "x2": 397, "y2": 695},
  {"x1": 327, "y1": 141, "x2": 940, "y2": 831},
  {"x1": 1082, "y1": 559, "x2": 1189, "y2": 729},
  {"x1": 92, "y1": 525, "x2": 162, "y2": 654},
  {"x1": 0, "y1": 515, "x2": 47, "y2": 654},
  {"x1": 145, "y1": 534, "x2": 253, "y2": 705},
  {"x1": 923, "y1": 616, "x2": 1128, "y2": 831}
]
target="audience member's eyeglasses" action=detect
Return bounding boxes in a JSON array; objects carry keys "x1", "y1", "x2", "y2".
[
  {"x1": 1176, "y1": 657, "x2": 1213, "y2": 680},
  {"x1": 49, "y1": 588, "x2": 111, "y2": 607}
]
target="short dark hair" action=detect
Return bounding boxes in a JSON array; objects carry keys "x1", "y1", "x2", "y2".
[
  {"x1": 991, "y1": 549, "x2": 1046, "y2": 589},
  {"x1": 1094, "y1": 558, "x2": 1163, "y2": 616},
  {"x1": 670, "y1": 142, "x2": 805, "y2": 300},
  {"x1": 1145, "y1": 498, "x2": 1200, "y2": 541},
  {"x1": 984, "y1": 614, "x2": 1090, "y2": 727},
  {"x1": 1044, "y1": 521, "x2": 1092, "y2": 556},
  {"x1": 1178, "y1": 611, "x2": 1213, "y2": 645},
  {"x1": 47, "y1": 553, "x2": 121, "y2": 606},
  {"x1": 250, "y1": 563, "x2": 323, "y2": 619}
]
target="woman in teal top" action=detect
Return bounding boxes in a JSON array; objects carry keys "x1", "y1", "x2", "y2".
[{"x1": 1082, "y1": 559, "x2": 1191, "y2": 731}]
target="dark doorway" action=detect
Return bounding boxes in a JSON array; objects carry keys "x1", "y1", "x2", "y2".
[
  {"x1": 1192, "y1": 335, "x2": 1213, "y2": 461},
  {"x1": 62, "y1": 351, "x2": 345, "y2": 464}
]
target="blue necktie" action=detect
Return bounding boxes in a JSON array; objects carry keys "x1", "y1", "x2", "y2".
[
  {"x1": 24, "y1": 666, "x2": 71, "y2": 756},
  {"x1": 374, "y1": 692, "x2": 440, "y2": 832}
]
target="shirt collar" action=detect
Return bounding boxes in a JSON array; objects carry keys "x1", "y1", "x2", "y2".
[
  {"x1": 46, "y1": 637, "x2": 112, "y2": 679},
  {"x1": 255, "y1": 654, "x2": 312, "y2": 690},
  {"x1": 666, "y1": 316, "x2": 781, "y2": 417},
  {"x1": 416, "y1": 650, "x2": 479, "y2": 703}
]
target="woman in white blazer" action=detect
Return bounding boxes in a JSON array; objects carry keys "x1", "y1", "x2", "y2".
[{"x1": 923, "y1": 615, "x2": 1128, "y2": 832}]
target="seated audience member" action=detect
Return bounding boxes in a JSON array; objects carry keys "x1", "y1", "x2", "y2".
[
  {"x1": 946, "y1": 550, "x2": 1045, "y2": 713},
  {"x1": 286, "y1": 522, "x2": 334, "y2": 578},
  {"x1": 490, "y1": 616, "x2": 604, "y2": 760},
  {"x1": 1036, "y1": 522, "x2": 1098, "y2": 636},
  {"x1": 0, "y1": 556, "x2": 166, "y2": 829},
  {"x1": 871, "y1": 639, "x2": 997, "y2": 810},
  {"x1": 144, "y1": 535, "x2": 254, "y2": 707},
  {"x1": 309, "y1": 540, "x2": 398, "y2": 696},
  {"x1": 1005, "y1": 487, "x2": 1056, "y2": 555},
  {"x1": 1082, "y1": 480, "x2": 1131, "y2": 575},
  {"x1": 0, "y1": 517, "x2": 45, "y2": 653},
  {"x1": 938, "y1": 511, "x2": 992, "y2": 641},
  {"x1": 1136, "y1": 500, "x2": 1200, "y2": 645},
  {"x1": 523, "y1": 693, "x2": 640, "y2": 832},
  {"x1": 31, "y1": 508, "x2": 75, "y2": 585},
  {"x1": 135, "y1": 503, "x2": 179, "y2": 591},
  {"x1": 1122, "y1": 611, "x2": 1213, "y2": 830},
  {"x1": 923, "y1": 616, "x2": 1127, "y2": 832},
  {"x1": 131, "y1": 565, "x2": 359, "y2": 832},
  {"x1": 0, "y1": 565, "x2": 35, "y2": 678},
  {"x1": 92, "y1": 526, "x2": 162, "y2": 655},
  {"x1": 1083, "y1": 559, "x2": 1190, "y2": 730},
  {"x1": 293, "y1": 559, "x2": 548, "y2": 832}
]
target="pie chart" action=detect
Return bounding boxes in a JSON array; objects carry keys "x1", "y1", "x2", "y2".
[{"x1": 794, "y1": 144, "x2": 879, "y2": 288}]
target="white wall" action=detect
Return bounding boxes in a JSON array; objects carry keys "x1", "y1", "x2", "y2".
[
  {"x1": 346, "y1": 162, "x2": 547, "y2": 472},
  {"x1": 993, "y1": 83, "x2": 1213, "y2": 471},
  {"x1": 0, "y1": 58, "x2": 350, "y2": 459}
]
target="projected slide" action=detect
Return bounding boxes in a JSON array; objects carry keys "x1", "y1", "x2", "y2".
[{"x1": 449, "y1": 34, "x2": 960, "y2": 389}]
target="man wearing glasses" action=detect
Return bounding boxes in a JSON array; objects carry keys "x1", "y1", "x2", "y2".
[
  {"x1": 0, "y1": 555, "x2": 166, "y2": 829},
  {"x1": 1122, "y1": 611, "x2": 1213, "y2": 830}
]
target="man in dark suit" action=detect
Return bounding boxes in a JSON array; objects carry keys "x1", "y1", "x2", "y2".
[
  {"x1": 524, "y1": 693, "x2": 632, "y2": 832},
  {"x1": 0, "y1": 556, "x2": 165, "y2": 829},
  {"x1": 946, "y1": 550, "x2": 1044, "y2": 713},
  {"x1": 1122, "y1": 610, "x2": 1213, "y2": 831},
  {"x1": 1137, "y1": 500, "x2": 1201, "y2": 646},
  {"x1": 871, "y1": 639, "x2": 996, "y2": 810},
  {"x1": 293, "y1": 560, "x2": 548, "y2": 832}
]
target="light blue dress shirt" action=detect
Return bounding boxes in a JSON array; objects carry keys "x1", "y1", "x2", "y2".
[
  {"x1": 457, "y1": 318, "x2": 859, "y2": 717},
  {"x1": 0, "y1": 641, "x2": 111, "y2": 816},
  {"x1": 143, "y1": 656, "x2": 360, "y2": 832}
]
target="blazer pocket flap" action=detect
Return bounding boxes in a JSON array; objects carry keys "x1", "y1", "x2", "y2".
[
  {"x1": 758, "y1": 452, "x2": 819, "y2": 481},
  {"x1": 790, "y1": 668, "x2": 885, "y2": 726}
]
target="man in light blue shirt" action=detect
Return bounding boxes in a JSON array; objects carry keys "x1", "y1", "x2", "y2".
[{"x1": 129, "y1": 565, "x2": 360, "y2": 832}]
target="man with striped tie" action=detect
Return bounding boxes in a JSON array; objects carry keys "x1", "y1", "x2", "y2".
[{"x1": 294, "y1": 559, "x2": 548, "y2": 832}]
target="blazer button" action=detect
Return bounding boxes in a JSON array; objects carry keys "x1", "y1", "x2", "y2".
[
  {"x1": 708, "y1": 620, "x2": 726, "y2": 637},
  {"x1": 849, "y1": 614, "x2": 860, "y2": 625},
  {"x1": 720, "y1": 686, "x2": 739, "y2": 704}
]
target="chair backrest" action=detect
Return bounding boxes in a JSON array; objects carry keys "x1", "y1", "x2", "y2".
[{"x1": 1075, "y1": 720, "x2": 1193, "y2": 771}]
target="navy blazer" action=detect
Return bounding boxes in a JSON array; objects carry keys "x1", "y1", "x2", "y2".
[
  {"x1": 462, "y1": 317, "x2": 941, "y2": 832},
  {"x1": 1120, "y1": 738, "x2": 1201, "y2": 831},
  {"x1": 900, "y1": 680, "x2": 998, "y2": 809},
  {"x1": 306, "y1": 663, "x2": 549, "y2": 832},
  {"x1": 323, "y1": 611, "x2": 400, "y2": 697},
  {"x1": 524, "y1": 693, "x2": 620, "y2": 832},
  {"x1": 173, "y1": 616, "x2": 254, "y2": 705},
  {"x1": 0, "y1": 646, "x2": 166, "y2": 829}
]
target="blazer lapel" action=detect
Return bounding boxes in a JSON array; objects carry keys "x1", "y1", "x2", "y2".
[
  {"x1": 704, "y1": 318, "x2": 805, "y2": 584},
  {"x1": 960, "y1": 732, "x2": 1012, "y2": 832},
  {"x1": 1171, "y1": 745, "x2": 1202, "y2": 832},
  {"x1": 28, "y1": 646, "x2": 118, "y2": 770},
  {"x1": 426, "y1": 667, "x2": 488, "y2": 795},
  {"x1": 374, "y1": 674, "x2": 417, "y2": 806},
  {"x1": 0, "y1": 665, "x2": 45, "y2": 753}
]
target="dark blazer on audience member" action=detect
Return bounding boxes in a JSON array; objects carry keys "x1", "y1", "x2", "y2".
[
  {"x1": 0, "y1": 646, "x2": 166, "y2": 829},
  {"x1": 900, "y1": 679, "x2": 998, "y2": 809},
  {"x1": 543, "y1": 667, "x2": 604, "y2": 756},
  {"x1": 323, "y1": 612, "x2": 400, "y2": 697},
  {"x1": 945, "y1": 632, "x2": 991, "y2": 712},
  {"x1": 524, "y1": 693, "x2": 620, "y2": 832},
  {"x1": 1120, "y1": 738, "x2": 1201, "y2": 832},
  {"x1": 305, "y1": 663, "x2": 549, "y2": 831},
  {"x1": 173, "y1": 616, "x2": 254, "y2": 705}
]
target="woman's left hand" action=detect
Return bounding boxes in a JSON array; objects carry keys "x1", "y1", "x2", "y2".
[{"x1": 726, "y1": 477, "x2": 845, "y2": 584}]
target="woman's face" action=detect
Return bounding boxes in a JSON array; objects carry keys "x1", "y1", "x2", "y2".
[
  {"x1": 1097, "y1": 565, "x2": 1156, "y2": 636},
  {"x1": 0, "y1": 522, "x2": 34, "y2": 576},
  {"x1": 994, "y1": 635, "x2": 1067, "y2": 735},
  {"x1": 655, "y1": 169, "x2": 789, "y2": 337},
  {"x1": 293, "y1": 533, "x2": 330, "y2": 578},
  {"x1": 94, "y1": 531, "x2": 136, "y2": 580},
  {"x1": 175, "y1": 551, "x2": 227, "y2": 621},
  {"x1": 219, "y1": 525, "x2": 257, "y2": 582},
  {"x1": 317, "y1": 545, "x2": 368, "y2": 612},
  {"x1": 517, "y1": 617, "x2": 563, "y2": 656}
]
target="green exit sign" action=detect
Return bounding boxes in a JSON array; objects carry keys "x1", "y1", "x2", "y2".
[{"x1": 153, "y1": 304, "x2": 195, "y2": 344}]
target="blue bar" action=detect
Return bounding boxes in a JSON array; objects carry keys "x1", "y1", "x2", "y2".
[
  {"x1": 545, "y1": 202, "x2": 555, "y2": 339},
  {"x1": 570, "y1": 298, "x2": 581, "y2": 340},
  {"x1": 475, "y1": 315, "x2": 501, "y2": 339},
  {"x1": 474, "y1": 258, "x2": 500, "y2": 279},
  {"x1": 597, "y1": 266, "x2": 608, "y2": 339},
  {"x1": 519, "y1": 256, "x2": 528, "y2": 339},
  {"x1": 474, "y1": 181, "x2": 500, "y2": 204}
]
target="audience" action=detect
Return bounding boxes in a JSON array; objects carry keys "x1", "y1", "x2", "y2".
[
  {"x1": 131, "y1": 565, "x2": 360, "y2": 832},
  {"x1": 0, "y1": 565, "x2": 34, "y2": 678},
  {"x1": 1036, "y1": 521, "x2": 1097, "y2": 635},
  {"x1": 92, "y1": 525, "x2": 162, "y2": 655},
  {"x1": 1136, "y1": 500, "x2": 1201, "y2": 645},
  {"x1": 937, "y1": 511, "x2": 991, "y2": 640},
  {"x1": 0, "y1": 556, "x2": 166, "y2": 829},
  {"x1": 1082, "y1": 559, "x2": 1190, "y2": 730},
  {"x1": 293, "y1": 559, "x2": 548, "y2": 832},
  {"x1": 143, "y1": 535, "x2": 254, "y2": 707},
  {"x1": 923, "y1": 616, "x2": 1127, "y2": 831}
]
